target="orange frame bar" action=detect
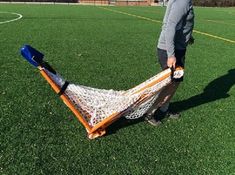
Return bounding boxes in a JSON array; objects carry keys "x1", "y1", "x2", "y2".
[{"x1": 39, "y1": 67, "x2": 92, "y2": 132}]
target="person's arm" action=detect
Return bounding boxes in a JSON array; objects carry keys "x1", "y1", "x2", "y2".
[{"x1": 165, "y1": 1, "x2": 189, "y2": 68}]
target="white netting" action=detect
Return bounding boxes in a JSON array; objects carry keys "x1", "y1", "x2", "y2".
[{"x1": 45, "y1": 68, "x2": 173, "y2": 126}]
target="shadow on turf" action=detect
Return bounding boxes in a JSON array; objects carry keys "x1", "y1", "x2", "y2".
[
  {"x1": 106, "y1": 69, "x2": 235, "y2": 136},
  {"x1": 106, "y1": 117, "x2": 144, "y2": 136},
  {"x1": 171, "y1": 69, "x2": 235, "y2": 113}
]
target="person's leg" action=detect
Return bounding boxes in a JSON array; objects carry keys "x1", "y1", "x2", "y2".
[
  {"x1": 145, "y1": 49, "x2": 185, "y2": 125},
  {"x1": 145, "y1": 48, "x2": 169, "y2": 125},
  {"x1": 146, "y1": 81, "x2": 180, "y2": 116}
]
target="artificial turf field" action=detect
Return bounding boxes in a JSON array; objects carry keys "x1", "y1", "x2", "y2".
[{"x1": 0, "y1": 4, "x2": 235, "y2": 174}]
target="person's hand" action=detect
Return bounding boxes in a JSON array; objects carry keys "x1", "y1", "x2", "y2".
[{"x1": 167, "y1": 56, "x2": 176, "y2": 69}]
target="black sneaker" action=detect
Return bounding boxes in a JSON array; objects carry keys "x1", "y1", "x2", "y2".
[
  {"x1": 144, "y1": 113, "x2": 162, "y2": 126},
  {"x1": 155, "y1": 109, "x2": 181, "y2": 120},
  {"x1": 166, "y1": 111, "x2": 180, "y2": 119}
]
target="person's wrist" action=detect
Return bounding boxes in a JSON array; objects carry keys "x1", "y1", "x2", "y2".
[{"x1": 167, "y1": 56, "x2": 176, "y2": 68}]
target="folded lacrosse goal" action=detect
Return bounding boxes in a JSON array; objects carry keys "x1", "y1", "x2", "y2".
[{"x1": 20, "y1": 45, "x2": 183, "y2": 139}]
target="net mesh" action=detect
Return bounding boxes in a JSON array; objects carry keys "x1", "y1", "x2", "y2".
[{"x1": 45, "y1": 68, "x2": 172, "y2": 127}]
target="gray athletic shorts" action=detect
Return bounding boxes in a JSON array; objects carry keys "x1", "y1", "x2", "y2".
[{"x1": 157, "y1": 48, "x2": 186, "y2": 81}]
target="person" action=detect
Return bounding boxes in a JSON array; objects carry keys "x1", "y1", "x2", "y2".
[{"x1": 145, "y1": 0, "x2": 195, "y2": 126}]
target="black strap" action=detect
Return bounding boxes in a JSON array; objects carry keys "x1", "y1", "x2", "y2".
[
  {"x1": 170, "y1": 67, "x2": 175, "y2": 79},
  {"x1": 41, "y1": 61, "x2": 56, "y2": 75},
  {"x1": 32, "y1": 56, "x2": 57, "y2": 74},
  {"x1": 58, "y1": 81, "x2": 69, "y2": 96}
]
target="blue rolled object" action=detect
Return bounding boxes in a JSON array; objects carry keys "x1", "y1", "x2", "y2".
[{"x1": 20, "y1": 45, "x2": 44, "y2": 67}]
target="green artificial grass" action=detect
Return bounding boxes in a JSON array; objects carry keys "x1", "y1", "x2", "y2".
[{"x1": 0, "y1": 4, "x2": 234, "y2": 175}]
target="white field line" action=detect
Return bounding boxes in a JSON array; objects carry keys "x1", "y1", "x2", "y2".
[{"x1": 0, "y1": 12, "x2": 23, "y2": 24}]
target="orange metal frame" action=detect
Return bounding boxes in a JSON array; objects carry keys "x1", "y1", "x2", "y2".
[
  {"x1": 38, "y1": 66, "x2": 175, "y2": 139},
  {"x1": 39, "y1": 68, "x2": 92, "y2": 130}
]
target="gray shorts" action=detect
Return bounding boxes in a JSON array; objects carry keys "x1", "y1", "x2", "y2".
[{"x1": 157, "y1": 48, "x2": 186, "y2": 70}]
